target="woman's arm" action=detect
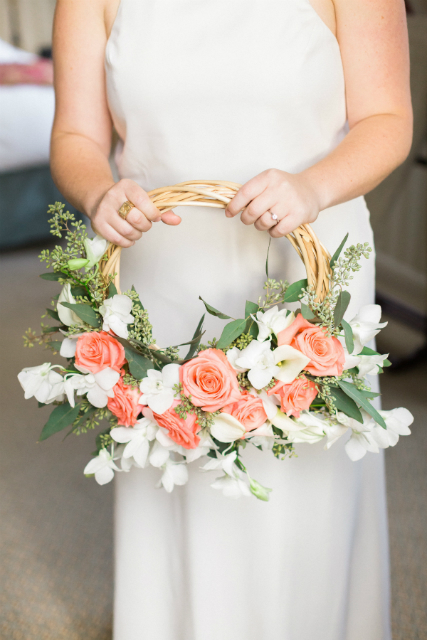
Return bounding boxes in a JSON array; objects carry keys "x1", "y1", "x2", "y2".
[
  {"x1": 51, "y1": 0, "x2": 179, "y2": 248},
  {"x1": 225, "y1": 0, "x2": 413, "y2": 238}
]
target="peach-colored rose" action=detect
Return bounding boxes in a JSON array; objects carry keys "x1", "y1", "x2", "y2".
[
  {"x1": 268, "y1": 375, "x2": 318, "y2": 418},
  {"x1": 277, "y1": 314, "x2": 345, "y2": 376},
  {"x1": 154, "y1": 400, "x2": 200, "y2": 450},
  {"x1": 222, "y1": 392, "x2": 267, "y2": 434},
  {"x1": 180, "y1": 348, "x2": 242, "y2": 412},
  {"x1": 75, "y1": 331, "x2": 126, "y2": 374},
  {"x1": 108, "y1": 377, "x2": 141, "y2": 427}
]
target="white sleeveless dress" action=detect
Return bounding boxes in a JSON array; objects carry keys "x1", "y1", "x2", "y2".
[{"x1": 105, "y1": 2, "x2": 391, "y2": 638}]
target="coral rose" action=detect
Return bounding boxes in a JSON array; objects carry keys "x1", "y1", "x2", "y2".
[
  {"x1": 154, "y1": 401, "x2": 200, "y2": 450},
  {"x1": 108, "y1": 377, "x2": 141, "y2": 427},
  {"x1": 277, "y1": 314, "x2": 345, "y2": 376},
  {"x1": 268, "y1": 375, "x2": 318, "y2": 418},
  {"x1": 222, "y1": 392, "x2": 267, "y2": 434},
  {"x1": 75, "y1": 331, "x2": 126, "y2": 374},
  {"x1": 180, "y1": 348, "x2": 242, "y2": 412}
]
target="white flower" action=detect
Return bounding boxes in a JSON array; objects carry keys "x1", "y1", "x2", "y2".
[
  {"x1": 157, "y1": 460, "x2": 189, "y2": 492},
  {"x1": 83, "y1": 448, "x2": 120, "y2": 485},
  {"x1": 204, "y1": 451, "x2": 251, "y2": 499},
  {"x1": 357, "y1": 353, "x2": 389, "y2": 377},
  {"x1": 99, "y1": 294, "x2": 134, "y2": 339},
  {"x1": 210, "y1": 413, "x2": 246, "y2": 442},
  {"x1": 139, "y1": 364, "x2": 181, "y2": 414},
  {"x1": 284, "y1": 411, "x2": 328, "y2": 444},
  {"x1": 226, "y1": 346, "x2": 248, "y2": 373},
  {"x1": 148, "y1": 428, "x2": 182, "y2": 467},
  {"x1": 252, "y1": 307, "x2": 295, "y2": 342},
  {"x1": 245, "y1": 422, "x2": 275, "y2": 450},
  {"x1": 57, "y1": 284, "x2": 83, "y2": 327},
  {"x1": 183, "y1": 432, "x2": 215, "y2": 462},
  {"x1": 18, "y1": 363, "x2": 65, "y2": 404},
  {"x1": 348, "y1": 304, "x2": 387, "y2": 354},
  {"x1": 233, "y1": 340, "x2": 309, "y2": 389},
  {"x1": 211, "y1": 475, "x2": 251, "y2": 499},
  {"x1": 370, "y1": 407, "x2": 413, "y2": 449},
  {"x1": 84, "y1": 235, "x2": 108, "y2": 269},
  {"x1": 64, "y1": 366, "x2": 120, "y2": 408},
  {"x1": 111, "y1": 417, "x2": 158, "y2": 468},
  {"x1": 59, "y1": 333, "x2": 83, "y2": 358}
]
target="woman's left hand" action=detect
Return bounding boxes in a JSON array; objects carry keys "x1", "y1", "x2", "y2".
[{"x1": 225, "y1": 169, "x2": 321, "y2": 237}]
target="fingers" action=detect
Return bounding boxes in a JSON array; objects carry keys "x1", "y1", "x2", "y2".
[
  {"x1": 269, "y1": 214, "x2": 299, "y2": 238},
  {"x1": 240, "y1": 190, "x2": 275, "y2": 226},
  {"x1": 225, "y1": 173, "x2": 270, "y2": 218},
  {"x1": 160, "y1": 210, "x2": 182, "y2": 226},
  {"x1": 123, "y1": 180, "x2": 162, "y2": 222},
  {"x1": 254, "y1": 210, "x2": 278, "y2": 231}
]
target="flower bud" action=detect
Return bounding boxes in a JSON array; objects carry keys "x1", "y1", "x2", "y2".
[
  {"x1": 67, "y1": 258, "x2": 89, "y2": 271},
  {"x1": 249, "y1": 478, "x2": 272, "y2": 502}
]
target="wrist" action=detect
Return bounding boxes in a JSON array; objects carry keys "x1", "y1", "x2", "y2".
[
  {"x1": 83, "y1": 180, "x2": 115, "y2": 219},
  {"x1": 299, "y1": 166, "x2": 333, "y2": 212}
]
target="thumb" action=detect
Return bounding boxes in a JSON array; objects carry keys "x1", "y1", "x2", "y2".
[{"x1": 160, "y1": 210, "x2": 182, "y2": 226}]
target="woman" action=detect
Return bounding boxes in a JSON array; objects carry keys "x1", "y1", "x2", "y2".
[{"x1": 51, "y1": 1, "x2": 412, "y2": 638}]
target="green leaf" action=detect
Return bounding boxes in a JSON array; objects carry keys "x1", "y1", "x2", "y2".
[
  {"x1": 341, "y1": 319, "x2": 354, "y2": 354},
  {"x1": 60, "y1": 302, "x2": 101, "y2": 328},
  {"x1": 337, "y1": 380, "x2": 387, "y2": 429},
  {"x1": 108, "y1": 282, "x2": 117, "y2": 298},
  {"x1": 300, "y1": 303, "x2": 316, "y2": 320},
  {"x1": 216, "y1": 318, "x2": 247, "y2": 349},
  {"x1": 357, "y1": 389, "x2": 381, "y2": 399},
  {"x1": 48, "y1": 340, "x2": 63, "y2": 352},
  {"x1": 334, "y1": 291, "x2": 351, "y2": 327},
  {"x1": 329, "y1": 387, "x2": 363, "y2": 424},
  {"x1": 244, "y1": 300, "x2": 259, "y2": 336},
  {"x1": 70, "y1": 285, "x2": 87, "y2": 298},
  {"x1": 265, "y1": 238, "x2": 272, "y2": 277},
  {"x1": 46, "y1": 308, "x2": 60, "y2": 322},
  {"x1": 199, "y1": 297, "x2": 231, "y2": 320},
  {"x1": 184, "y1": 314, "x2": 206, "y2": 361},
  {"x1": 245, "y1": 300, "x2": 259, "y2": 318},
  {"x1": 359, "y1": 346, "x2": 380, "y2": 356},
  {"x1": 383, "y1": 359, "x2": 391, "y2": 367},
  {"x1": 42, "y1": 326, "x2": 60, "y2": 334},
  {"x1": 283, "y1": 279, "x2": 308, "y2": 303},
  {"x1": 39, "y1": 402, "x2": 81, "y2": 441},
  {"x1": 330, "y1": 233, "x2": 349, "y2": 269},
  {"x1": 40, "y1": 271, "x2": 67, "y2": 281},
  {"x1": 63, "y1": 406, "x2": 98, "y2": 440},
  {"x1": 122, "y1": 345, "x2": 153, "y2": 379}
]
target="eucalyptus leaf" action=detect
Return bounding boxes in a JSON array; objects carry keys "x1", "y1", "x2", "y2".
[
  {"x1": 48, "y1": 340, "x2": 63, "y2": 352},
  {"x1": 330, "y1": 233, "x2": 349, "y2": 269},
  {"x1": 60, "y1": 302, "x2": 101, "y2": 328},
  {"x1": 300, "y1": 303, "x2": 316, "y2": 320},
  {"x1": 283, "y1": 279, "x2": 308, "y2": 303},
  {"x1": 244, "y1": 301, "x2": 259, "y2": 336},
  {"x1": 341, "y1": 318, "x2": 354, "y2": 354},
  {"x1": 216, "y1": 318, "x2": 247, "y2": 349},
  {"x1": 70, "y1": 285, "x2": 87, "y2": 298},
  {"x1": 39, "y1": 402, "x2": 81, "y2": 441},
  {"x1": 337, "y1": 380, "x2": 387, "y2": 429},
  {"x1": 42, "y1": 326, "x2": 60, "y2": 334},
  {"x1": 40, "y1": 271, "x2": 67, "y2": 281},
  {"x1": 265, "y1": 238, "x2": 272, "y2": 277},
  {"x1": 359, "y1": 346, "x2": 380, "y2": 356},
  {"x1": 199, "y1": 297, "x2": 231, "y2": 320},
  {"x1": 46, "y1": 308, "x2": 60, "y2": 322},
  {"x1": 329, "y1": 387, "x2": 363, "y2": 424},
  {"x1": 184, "y1": 314, "x2": 205, "y2": 361},
  {"x1": 334, "y1": 291, "x2": 351, "y2": 327},
  {"x1": 121, "y1": 345, "x2": 153, "y2": 379},
  {"x1": 108, "y1": 282, "x2": 118, "y2": 298}
]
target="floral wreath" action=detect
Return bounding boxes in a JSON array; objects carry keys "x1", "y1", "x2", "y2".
[{"x1": 19, "y1": 181, "x2": 413, "y2": 500}]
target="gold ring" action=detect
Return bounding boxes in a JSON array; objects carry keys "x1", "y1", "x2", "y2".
[{"x1": 118, "y1": 200, "x2": 135, "y2": 220}]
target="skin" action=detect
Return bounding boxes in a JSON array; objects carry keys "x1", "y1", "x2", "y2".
[{"x1": 51, "y1": 0, "x2": 412, "y2": 247}]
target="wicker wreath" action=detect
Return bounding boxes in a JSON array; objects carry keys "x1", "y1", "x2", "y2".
[{"x1": 100, "y1": 180, "x2": 332, "y2": 301}]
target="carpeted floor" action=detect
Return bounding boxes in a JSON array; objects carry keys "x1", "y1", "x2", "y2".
[{"x1": 0, "y1": 247, "x2": 426, "y2": 640}]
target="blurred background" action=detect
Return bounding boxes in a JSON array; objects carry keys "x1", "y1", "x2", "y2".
[{"x1": 0, "y1": 1, "x2": 426, "y2": 639}]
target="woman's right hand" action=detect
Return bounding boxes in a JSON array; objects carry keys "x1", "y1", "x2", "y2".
[{"x1": 90, "y1": 178, "x2": 181, "y2": 247}]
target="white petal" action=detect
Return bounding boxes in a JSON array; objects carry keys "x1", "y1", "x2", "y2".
[
  {"x1": 93, "y1": 367, "x2": 121, "y2": 391},
  {"x1": 344, "y1": 436, "x2": 369, "y2": 461},
  {"x1": 60, "y1": 337, "x2": 78, "y2": 358},
  {"x1": 270, "y1": 409, "x2": 299, "y2": 431},
  {"x1": 170, "y1": 463, "x2": 188, "y2": 486},
  {"x1": 132, "y1": 439, "x2": 150, "y2": 468},
  {"x1": 162, "y1": 363, "x2": 181, "y2": 388},
  {"x1": 247, "y1": 366, "x2": 276, "y2": 390},
  {"x1": 148, "y1": 388, "x2": 175, "y2": 414},
  {"x1": 94, "y1": 465, "x2": 115, "y2": 485},
  {"x1": 149, "y1": 441, "x2": 170, "y2": 467},
  {"x1": 108, "y1": 315, "x2": 129, "y2": 339},
  {"x1": 210, "y1": 413, "x2": 246, "y2": 443},
  {"x1": 226, "y1": 347, "x2": 247, "y2": 373},
  {"x1": 87, "y1": 385, "x2": 109, "y2": 408},
  {"x1": 111, "y1": 427, "x2": 134, "y2": 444}
]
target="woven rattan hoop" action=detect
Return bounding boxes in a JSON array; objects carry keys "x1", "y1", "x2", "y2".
[{"x1": 100, "y1": 180, "x2": 332, "y2": 302}]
